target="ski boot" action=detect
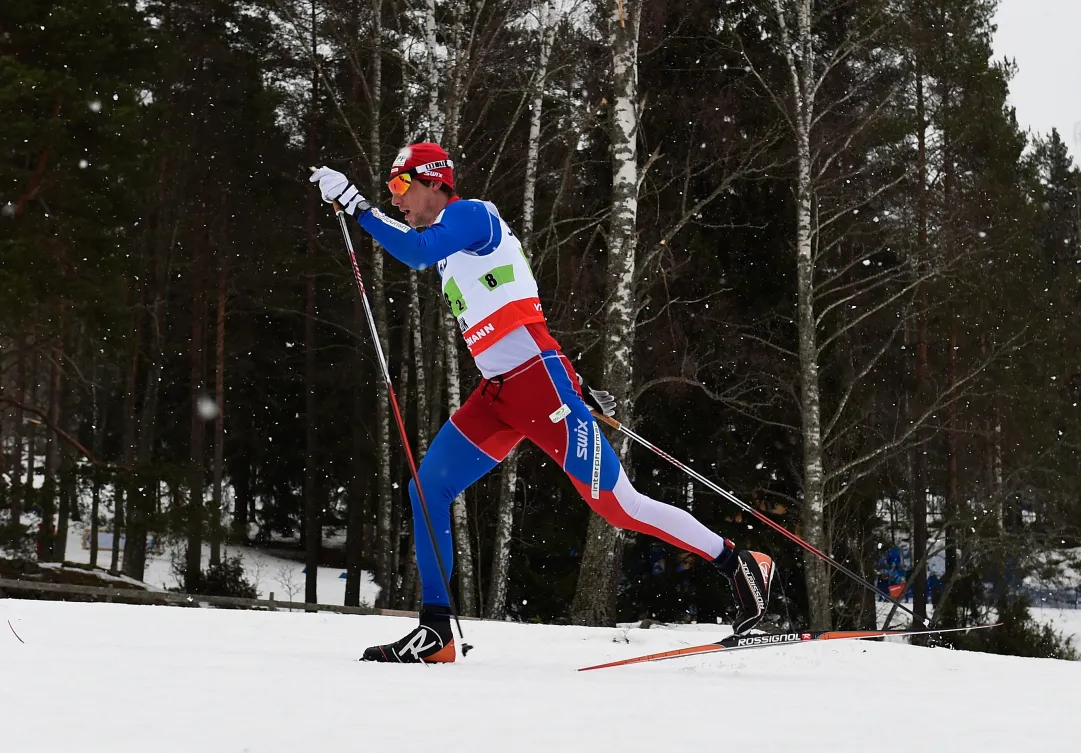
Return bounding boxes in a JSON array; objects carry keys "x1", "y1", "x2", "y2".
[
  {"x1": 361, "y1": 605, "x2": 456, "y2": 664},
  {"x1": 714, "y1": 543, "x2": 776, "y2": 635}
]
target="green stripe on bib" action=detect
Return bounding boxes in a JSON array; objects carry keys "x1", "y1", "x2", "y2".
[{"x1": 480, "y1": 264, "x2": 515, "y2": 290}]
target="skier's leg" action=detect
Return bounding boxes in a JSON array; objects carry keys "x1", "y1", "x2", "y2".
[
  {"x1": 409, "y1": 385, "x2": 521, "y2": 608},
  {"x1": 494, "y1": 351, "x2": 774, "y2": 632},
  {"x1": 495, "y1": 352, "x2": 729, "y2": 558},
  {"x1": 363, "y1": 381, "x2": 520, "y2": 663}
]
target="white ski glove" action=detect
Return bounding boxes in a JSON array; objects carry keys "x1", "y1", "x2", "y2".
[
  {"x1": 309, "y1": 166, "x2": 372, "y2": 217},
  {"x1": 578, "y1": 374, "x2": 617, "y2": 417}
]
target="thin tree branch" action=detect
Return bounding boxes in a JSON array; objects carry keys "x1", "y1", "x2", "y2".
[{"x1": 0, "y1": 394, "x2": 129, "y2": 472}]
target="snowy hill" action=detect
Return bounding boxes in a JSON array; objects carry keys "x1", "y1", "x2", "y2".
[
  {"x1": 41, "y1": 519, "x2": 381, "y2": 606},
  {"x1": 2, "y1": 599, "x2": 1080, "y2": 753}
]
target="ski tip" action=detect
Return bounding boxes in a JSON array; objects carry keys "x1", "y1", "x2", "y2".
[{"x1": 461, "y1": 642, "x2": 473, "y2": 657}]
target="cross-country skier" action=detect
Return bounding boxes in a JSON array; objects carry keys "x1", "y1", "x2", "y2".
[{"x1": 310, "y1": 143, "x2": 775, "y2": 663}]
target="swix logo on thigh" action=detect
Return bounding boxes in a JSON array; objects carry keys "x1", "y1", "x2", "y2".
[{"x1": 575, "y1": 419, "x2": 589, "y2": 460}]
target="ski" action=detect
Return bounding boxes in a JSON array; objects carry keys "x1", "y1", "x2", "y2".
[{"x1": 577, "y1": 623, "x2": 1000, "y2": 671}]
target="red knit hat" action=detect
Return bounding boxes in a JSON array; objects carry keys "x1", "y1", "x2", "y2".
[{"x1": 388, "y1": 142, "x2": 455, "y2": 190}]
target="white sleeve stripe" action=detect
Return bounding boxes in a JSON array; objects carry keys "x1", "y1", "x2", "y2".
[{"x1": 370, "y1": 208, "x2": 411, "y2": 234}]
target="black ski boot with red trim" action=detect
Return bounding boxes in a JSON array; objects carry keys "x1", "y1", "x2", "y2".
[
  {"x1": 361, "y1": 605, "x2": 456, "y2": 664},
  {"x1": 714, "y1": 544, "x2": 776, "y2": 635}
]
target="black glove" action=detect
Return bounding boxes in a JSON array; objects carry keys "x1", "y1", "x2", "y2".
[{"x1": 577, "y1": 374, "x2": 617, "y2": 417}]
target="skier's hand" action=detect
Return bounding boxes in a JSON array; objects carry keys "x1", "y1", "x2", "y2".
[
  {"x1": 309, "y1": 166, "x2": 372, "y2": 217},
  {"x1": 578, "y1": 374, "x2": 617, "y2": 417}
]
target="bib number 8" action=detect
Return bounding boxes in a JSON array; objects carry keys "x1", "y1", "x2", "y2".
[{"x1": 480, "y1": 264, "x2": 515, "y2": 291}]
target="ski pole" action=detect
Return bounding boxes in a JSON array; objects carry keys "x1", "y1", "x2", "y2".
[
  {"x1": 332, "y1": 203, "x2": 471, "y2": 652},
  {"x1": 590, "y1": 410, "x2": 929, "y2": 627}
]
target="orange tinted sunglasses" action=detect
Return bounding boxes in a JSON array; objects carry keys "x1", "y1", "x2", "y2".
[
  {"x1": 387, "y1": 171, "x2": 414, "y2": 196},
  {"x1": 387, "y1": 159, "x2": 453, "y2": 196}
]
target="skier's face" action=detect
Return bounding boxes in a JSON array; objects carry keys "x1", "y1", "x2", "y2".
[{"x1": 390, "y1": 179, "x2": 447, "y2": 228}]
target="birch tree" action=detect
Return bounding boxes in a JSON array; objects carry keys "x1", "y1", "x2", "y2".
[
  {"x1": 570, "y1": 0, "x2": 641, "y2": 626},
  {"x1": 359, "y1": 0, "x2": 396, "y2": 610},
  {"x1": 485, "y1": 0, "x2": 559, "y2": 620},
  {"x1": 185, "y1": 216, "x2": 208, "y2": 588},
  {"x1": 765, "y1": 0, "x2": 831, "y2": 629},
  {"x1": 304, "y1": 0, "x2": 320, "y2": 604},
  {"x1": 209, "y1": 256, "x2": 227, "y2": 567}
]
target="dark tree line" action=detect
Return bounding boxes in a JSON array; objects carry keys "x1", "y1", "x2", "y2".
[{"x1": 2, "y1": 0, "x2": 1079, "y2": 654}]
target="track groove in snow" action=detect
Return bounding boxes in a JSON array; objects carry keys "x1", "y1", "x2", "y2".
[{"x1": 2, "y1": 599, "x2": 1079, "y2": 753}]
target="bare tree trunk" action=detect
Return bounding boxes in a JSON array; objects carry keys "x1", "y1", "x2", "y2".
[
  {"x1": 942, "y1": 323, "x2": 959, "y2": 618},
  {"x1": 345, "y1": 279, "x2": 369, "y2": 605},
  {"x1": 54, "y1": 352, "x2": 76, "y2": 562},
  {"x1": 8, "y1": 337, "x2": 28, "y2": 529},
  {"x1": 390, "y1": 319, "x2": 413, "y2": 608},
  {"x1": 765, "y1": 0, "x2": 831, "y2": 630},
  {"x1": 89, "y1": 356, "x2": 104, "y2": 568},
  {"x1": 940, "y1": 118, "x2": 958, "y2": 624},
  {"x1": 991, "y1": 388, "x2": 1003, "y2": 531},
  {"x1": 121, "y1": 286, "x2": 145, "y2": 579},
  {"x1": 344, "y1": 276, "x2": 371, "y2": 606},
  {"x1": 910, "y1": 58, "x2": 929, "y2": 626},
  {"x1": 911, "y1": 319, "x2": 929, "y2": 622},
  {"x1": 109, "y1": 484, "x2": 124, "y2": 575},
  {"x1": 486, "y1": 453, "x2": 518, "y2": 620},
  {"x1": 303, "y1": 0, "x2": 320, "y2": 604},
  {"x1": 210, "y1": 255, "x2": 227, "y2": 567},
  {"x1": 356, "y1": 0, "x2": 394, "y2": 610},
  {"x1": 38, "y1": 333, "x2": 64, "y2": 562},
  {"x1": 124, "y1": 209, "x2": 169, "y2": 580},
  {"x1": 793, "y1": 107, "x2": 830, "y2": 629},
  {"x1": 0, "y1": 347, "x2": 7, "y2": 501},
  {"x1": 345, "y1": 414, "x2": 367, "y2": 607},
  {"x1": 395, "y1": 271, "x2": 429, "y2": 610},
  {"x1": 424, "y1": 0, "x2": 441, "y2": 137},
  {"x1": 185, "y1": 225, "x2": 207, "y2": 587},
  {"x1": 522, "y1": 0, "x2": 555, "y2": 255},
  {"x1": 371, "y1": 241, "x2": 393, "y2": 605},
  {"x1": 22, "y1": 350, "x2": 39, "y2": 541},
  {"x1": 486, "y1": 1, "x2": 556, "y2": 618},
  {"x1": 55, "y1": 446, "x2": 74, "y2": 563},
  {"x1": 570, "y1": 0, "x2": 643, "y2": 626}
]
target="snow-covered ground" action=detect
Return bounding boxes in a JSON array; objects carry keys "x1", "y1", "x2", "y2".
[
  {"x1": 1, "y1": 598, "x2": 1079, "y2": 753},
  {"x1": 15, "y1": 519, "x2": 381, "y2": 607},
  {"x1": 1032, "y1": 606, "x2": 1081, "y2": 645}
]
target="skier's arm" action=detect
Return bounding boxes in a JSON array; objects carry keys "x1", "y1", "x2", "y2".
[{"x1": 357, "y1": 200, "x2": 502, "y2": 270}]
